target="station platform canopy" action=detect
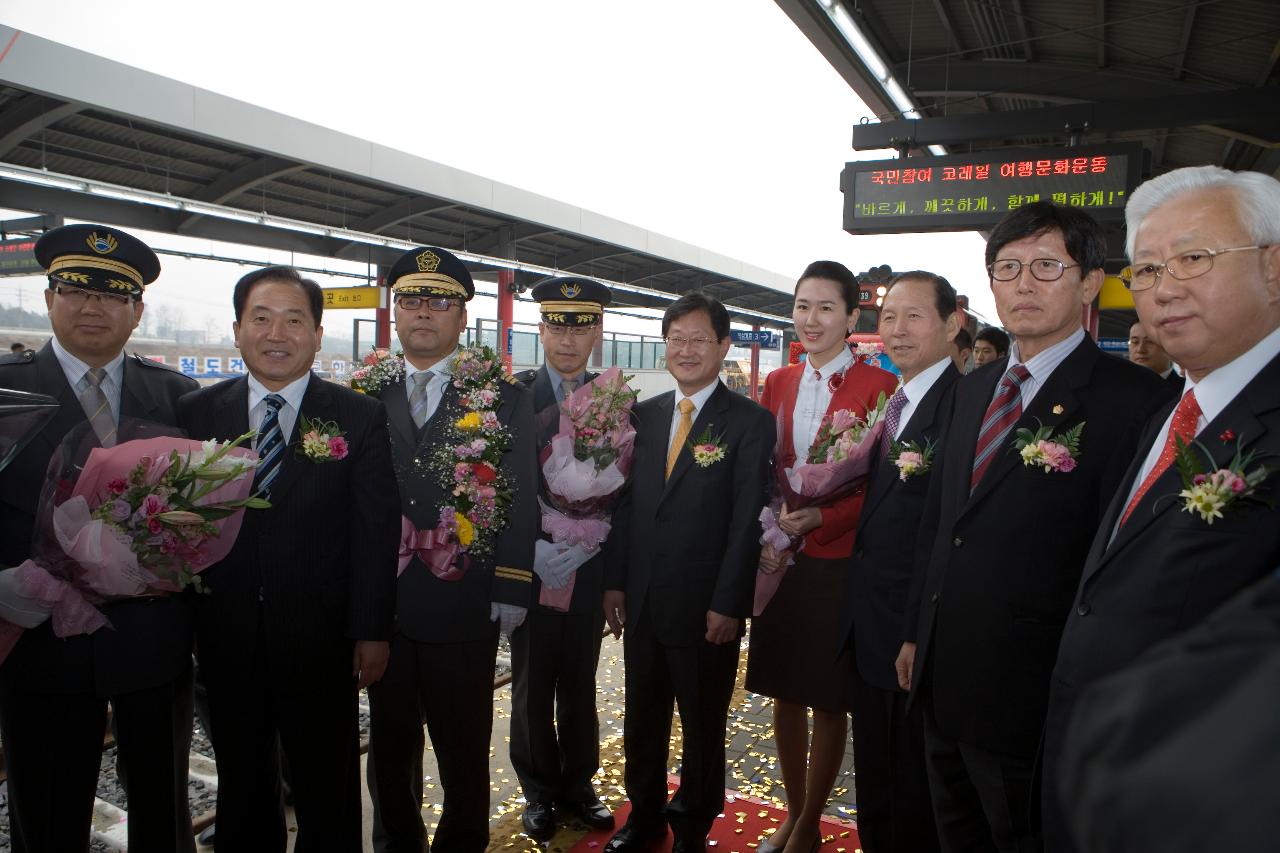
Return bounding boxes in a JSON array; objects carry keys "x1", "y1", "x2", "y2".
[
  {"x1": 0, "y1": 26, "x2": 794, "y2": 328},
  {"x1": 776, "y1": 0, "x2": 1279, "y2": 175}
]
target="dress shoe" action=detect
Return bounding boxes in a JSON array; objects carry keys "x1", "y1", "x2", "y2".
[
  {"x1": 672, "y1": 835, "x2": 706, "y2": 853},
  {"x1": 196, "y1": 823, "x2": 216, "y2": 846},
  {"x1": 561, "y1": 794, "x2": 615, "y2": 830},
  {"x1": 522, "y1": 801, "x2": 557, "y2": 841},
  {"x1": 603, "y1": 820, "x2": 667, "y2": 853}
]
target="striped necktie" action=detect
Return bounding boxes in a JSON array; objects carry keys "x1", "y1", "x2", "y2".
[
  {"x1": 666, "y1": 398, "x2": 695, "y2": 480},
  {"x1": 1119, "y1": 390, "x2": 1202, "y2": 527},
  {"x1": 560, "y1": 377, "x2": 579, "y2": 402},
  {"x1": 970, "y1": 364, "x2": 1032, "y2": 492},
  {"x1": 252, "y1": 394, "x2": 286, "y2": 498},
  {"x1": 409, "y1": 371, "x2": 433, "y2": 429},
  {"x1": 881, "y1": 386, "x2": 908, "y2": 454},
  {"x1": 80, "y1": 367, "x2": 117, "y2": 447}
]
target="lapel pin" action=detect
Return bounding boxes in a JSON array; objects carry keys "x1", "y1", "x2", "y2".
[
  {"x1": 1220, "y1": 429, "x2": 1235, "y2": 442},
  {"x1": 1052, "y1": 404, "x2": 1064, "y2": 415}
]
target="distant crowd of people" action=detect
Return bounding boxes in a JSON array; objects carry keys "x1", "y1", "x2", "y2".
[{"x1": 0, "y1": 162, "x2": 1277, "y2": 853}]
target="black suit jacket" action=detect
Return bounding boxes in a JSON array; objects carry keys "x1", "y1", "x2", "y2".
[
  {"x1": 515, "y1": 365, "x2": 605, "y2": 616},
  {"x1": 1049, "y1": 349, "x2": 1280, "y2": 717},
  {"x1": 0, "y1": 342, "x2": 197, "y2": 695},
  {"x1": 909, "y1": 335, "x2": 1171, "y2": 757},
  {"x1": 841, "y1": 363, "x2": 960, "y2": 692},
  {"x1": 378, "y1": 364, "x2": 537, "y2": 644},
  {"x1": 604, "y1": 381, "x2": 774, "y2": 646},
  {"x1": 177, "y1": 374, "x2": 400, "y2": 677}
]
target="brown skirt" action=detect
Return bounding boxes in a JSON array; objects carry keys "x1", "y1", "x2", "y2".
[{"x1": 745, "y1": 552, "x2": 852, "y2": 713}]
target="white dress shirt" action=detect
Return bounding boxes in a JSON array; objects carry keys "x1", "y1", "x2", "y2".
[
  {"x1": 668, "y1": 379, "x2": 720, "y2": 447},
  {"x1": 248, "y1": 372, "x2": 310, "y2": 448},
  {"x1": 405, "y1": 347, "x2": 458, "y2": 425},
  {"x1": 792, "y1": 346, "x2": 855, "y2": 461},
  {"x1": 51, "y1": 336, "x2": 125, "y2": 424},
  {"x1": 996, "y1": 327, "x2": 1086, "y2": 409},
  {"x1": 1124, "y1": 324, "x2": 1280, "y2": 510},
  {"x1": 894, "y1": 356, "x2": 953, "y2": 440}
]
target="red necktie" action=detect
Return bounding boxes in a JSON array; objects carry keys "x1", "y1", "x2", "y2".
[
  {"x1": 1119, "y1": 390, "x2": 1202, "y2": 527},
  {"x1": 970, "y1": 364, "x2": 1031, "y2": 492}
]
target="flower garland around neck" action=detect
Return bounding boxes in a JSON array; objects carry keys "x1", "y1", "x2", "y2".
[{"x1": 425, "y1": 345, "x2": 515, "y2": 558}]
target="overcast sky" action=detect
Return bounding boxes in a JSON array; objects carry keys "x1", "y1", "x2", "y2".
[{"x1": 0, "y1": 0, "x2": 996, "y2": 346}]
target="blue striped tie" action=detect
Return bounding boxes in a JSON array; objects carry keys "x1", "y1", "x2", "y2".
[{"x1": 252, "y1": 394, "x2": 286, "y2": 498}]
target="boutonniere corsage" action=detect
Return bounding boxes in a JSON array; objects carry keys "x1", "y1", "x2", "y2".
[
  {"x1": 297, "y1": 415, "x2": 349, "y2": 462},
  {"x1": 688, "y1": 424, "x2": 727, "y2": 467},
  {"x1": 1173, "y1": 435, "x2": 1273, "y2": 524},
  {"x1": 889, "y1": 438, "x2": 936, "y2": 481},
  {"x1": 827, "y1": 369, "x2": 847, "y2": 394},
  {"x1": 1014, "y1": 420, "x2": 1083, "y2": 473},
  {"x1": 349, "y1": 348, "x2": 405, "y2": 395}
]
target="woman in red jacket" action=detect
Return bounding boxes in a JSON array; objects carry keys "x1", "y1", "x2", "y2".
[{"x1": 746, "y1": 260, "x2": 897, "y2": 853}]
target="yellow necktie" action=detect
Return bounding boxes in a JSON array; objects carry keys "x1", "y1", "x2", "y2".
[{"x1": 666, "y1": 398, "x2": 695, "y2": 480}]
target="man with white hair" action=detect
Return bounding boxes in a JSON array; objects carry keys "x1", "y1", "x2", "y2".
[{"x1": 1042, "y1": 165, "x2": 1280, "y2": 852}]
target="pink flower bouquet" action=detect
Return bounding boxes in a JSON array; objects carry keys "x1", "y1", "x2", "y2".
[
  {"x1": 0, "y1": 428, "x2": 268, "y2": 664},
  {"x1": 537, "y1": 368, "x2": 638, "y2": 610},
  {"x1": 754, "y1": 394, "x2": 887, "y2": 616}
]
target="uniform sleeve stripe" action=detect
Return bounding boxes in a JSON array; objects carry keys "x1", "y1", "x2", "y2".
[{"x1": 494, "y1": 566, "x2": 533, "y2": 581}]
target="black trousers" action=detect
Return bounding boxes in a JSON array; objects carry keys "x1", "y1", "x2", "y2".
[
  {"x1": 0, "y1": 665, "x2": 195, "y2": 853},
  {"x1": 847, "y1": 665, "x2": 939, "y2": 853},
  {"x1": 509, "y1": 605, "x2": 605, "y2": 804},
  {"x1": 621, "y1": 605, "x2": 738, "y2": 840},
  {"x1": 368, "y1": 628, "x2": 500, "y2": 853},
  {"x1": 922, "y1": 699, "x2": 1041, "y2": 853},
  {"x1": 199, "y1": 628, "x2": 361, "y2": 853}
]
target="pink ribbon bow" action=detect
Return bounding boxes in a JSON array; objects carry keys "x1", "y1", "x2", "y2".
[{"x1": 398, "y1": 516, "x2": 469, "y2": 582}]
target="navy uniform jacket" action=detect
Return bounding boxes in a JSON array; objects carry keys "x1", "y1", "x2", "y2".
[
  {"x1": 177, "y1": 374, "x2": 400, "y2": 679},
  {"x1": 907, "y1": 336, "x2": 1172, "y2": 758},
  {"x1": 840, "y1": 363, "x2": 960, "y2": 691},
  {"x1": 0, "y1": 342, "x2": 197, "y2": 696},
  {"x1": 378, "y1": 365, "x2": 538, "y2": 643},
  {"x1": 514, "y1": 365, "x2": 606, "y2": 616},
  {"x1": 605, "y1": 381, "x2": 774, "y2": 646}
]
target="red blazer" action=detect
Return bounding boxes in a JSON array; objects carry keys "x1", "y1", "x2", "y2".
[{"x1": 761, "y1": 359, "x2": 898, "y2": 559}]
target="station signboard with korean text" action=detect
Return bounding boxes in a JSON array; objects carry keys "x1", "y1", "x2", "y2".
[{"x1": 841, "y1": 143, "x2": 1143, "y2": 235}]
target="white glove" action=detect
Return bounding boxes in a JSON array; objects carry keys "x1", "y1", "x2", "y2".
[
  {"x1": 490, "y1": 602, "x2": 527, "y2": 638},
  {"x1": 545, "y1": 543, "x2": 594, "y2": 581},
  {"x1": 0, "y1": 566, "x2": 53, "y2": 629},
  {"x1": 532, "y1": 540, "x2": 594, "y2": 589}
]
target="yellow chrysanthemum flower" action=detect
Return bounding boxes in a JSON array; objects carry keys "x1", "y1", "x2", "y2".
[
  {"x1": 455, "y1": 412, "x2": 483, "y2": 430},
  {"x1": 455, "y1": 512, "x2": 475, "y2": 546}
]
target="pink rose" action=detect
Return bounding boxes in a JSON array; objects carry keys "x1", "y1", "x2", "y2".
[
  {"x1": 328, "y1": 436, "x2": 349, "y2": 460},
  {"x1": 147, "y1": 516, "x2": 164, "y2": 534},
  {"x1": 107, "y1": 478, "x2": 128, "y2": 495},
  {"x1": 1229, "y1": 473, "x2": 1248, "y2": 494},
  {"x1": 830, "y1": 409, "x2": 857, "y2": 434},
  {"x1": 108, "y1": 499, "x2": 132, "y2": 522}
]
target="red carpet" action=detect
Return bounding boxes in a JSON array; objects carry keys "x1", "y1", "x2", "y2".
[{"x1": 567, "y1": 777, "x2": 861, "y2": 853}]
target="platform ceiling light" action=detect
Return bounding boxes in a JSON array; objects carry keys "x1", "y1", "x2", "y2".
[
  {"x1": 87, "y1": 185, "x2": 183, "y2": 209},
  {"x1": 0, "y1": 164, "x2": 86, "y2": 191},
  {"x1": 816, "y1": 1, "x2": 948, "y2": 157},
  {"x1": 260, "y1": 216, "x2": 327, "y2": 236}
]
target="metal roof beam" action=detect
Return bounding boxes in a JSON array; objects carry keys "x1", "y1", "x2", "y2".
[
  {"x1": 467, "y1": 222, "x2": 561, "y2": 255},
  {"x1": 852, "y1": 85, "x2": 1280, "y2": 149},
  {"x1": 554, "y1": 246, "x2": 637, "y2": 271},
  {"x1": 189, "y1": 154, "x2": 307, "y2": 205},
  {"x1": 0, "y1": 94, "x2": 81, "y2": 157},
  {"x1": 888, "y1": 59, "x2": 1207, "y2": 105},
  {"x1": 626, "y1": 262, "x2": 686, "y2": 286}
]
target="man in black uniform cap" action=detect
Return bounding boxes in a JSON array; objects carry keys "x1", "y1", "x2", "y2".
[
  {"x1": 510, "y1": 277, "x2": 616, "y2": 840},
  {"x1": 0, "y1": 224, "x2": 198, "y2": 853},
  {"x1": 367, "y1": 245, "x2": 538, "y2": 853}
]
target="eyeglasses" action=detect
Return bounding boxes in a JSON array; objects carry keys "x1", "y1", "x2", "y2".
[
  {"x1": 1120, "y1": 245, "x2": 1269, "y2": 291},
  {"x1": 396, "y1": 296, "x2": 456, "y2": 312},
  {"x1": 543, "y1": 324, "x2": 595, "y2": 338},
  {"x1": 52, "y1": 284, "x2": 133, "y2": 308},
  {"x1": 987, "y1": 258, "x2": 1080, "y2": 282},
  {"x1": 664, "y1": 335, "x2": 718, "y2": 350}
]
